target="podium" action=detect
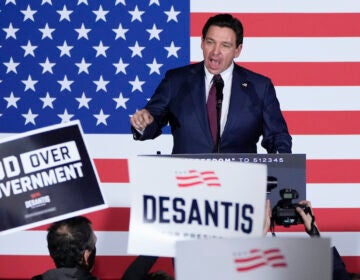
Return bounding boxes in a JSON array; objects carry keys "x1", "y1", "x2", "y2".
[
  {"x1": 156, "y1": 153, "x2": 306, "y2": 207},
  {"x1": 127, "y1": 154, "x2": 306, "y2": 257}
]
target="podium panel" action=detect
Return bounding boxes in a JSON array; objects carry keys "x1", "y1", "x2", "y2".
[{"x1": 157, "y1": 154, "x2": 306, "y2": 209}]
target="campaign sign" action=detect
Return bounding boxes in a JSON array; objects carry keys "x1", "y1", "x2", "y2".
[
  {"x1": 127, "y1": 156, "x2": 267, "y2": 257},
  {"x1": 175, "y1": 237, "x2": 331, "y2": 280},
  {"x1": 0, "y1": 121, "x2": 106, "y2": 234}
]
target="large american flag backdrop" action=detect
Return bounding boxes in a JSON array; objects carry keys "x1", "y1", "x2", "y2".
[{"x1": 0, "y1": 0, "x2": 359, "y2": 278}]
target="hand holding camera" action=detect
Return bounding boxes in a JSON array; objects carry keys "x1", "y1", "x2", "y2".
[
  {"x1": 271, "y1": 188, "x2": 310, "y2": 227},
  {"x1": 270, "y1": 188, "x2": 320, "y2": 237}
]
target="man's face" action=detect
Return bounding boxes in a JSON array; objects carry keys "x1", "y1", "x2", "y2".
[{"x1": 201, "y1": 25, "x2": 242, "y2": 74}]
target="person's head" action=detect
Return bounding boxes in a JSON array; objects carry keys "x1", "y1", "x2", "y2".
[
  {"x1": 201, "y1": 13, "x2": 243, "y2": 74},
  {"x1": 47, "y1": 216, "x2": 97, "y2": 271}
]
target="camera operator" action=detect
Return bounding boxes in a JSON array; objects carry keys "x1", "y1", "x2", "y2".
[{"x1": 295, "y1": 200, "x2": 351, "y2": 280}]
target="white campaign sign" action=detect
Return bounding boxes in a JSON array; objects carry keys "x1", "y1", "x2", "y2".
[
  {"x1": 127, "y1": 156, "x2": 267, "y2": 257},
  {"x1": 175, "y1": 237, "x2": 331, "y2": 280}
]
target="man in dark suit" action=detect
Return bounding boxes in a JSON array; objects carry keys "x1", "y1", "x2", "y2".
[
  {"x1": 130, "y1": 13, "x2": 291, "y2": 154},
  {"x1": 32, "y1": 216, "x2": 98, "y2": 280}
]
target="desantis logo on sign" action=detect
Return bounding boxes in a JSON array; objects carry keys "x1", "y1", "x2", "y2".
[
  {"x1": 234, "y1": 248, "x2": 287, "y2": 272},
  {"x1": 175, "y1": 170, "x2": 221, "y2": 188}
]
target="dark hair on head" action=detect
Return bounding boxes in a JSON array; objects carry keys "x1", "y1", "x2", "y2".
[
  {"x1": 202, "y1": 13, "x2": 244, "y2": 46},
  {"x1": 47, "y1": 216, "x2": 95, "y2": 268}
]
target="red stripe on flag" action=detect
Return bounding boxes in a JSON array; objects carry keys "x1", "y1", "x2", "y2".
[
  {"x1": 29, "y1": 207, "x2": 360, "y2": 232},
  {"x1": 240, "y1": 62, "x2": 360, "y2": 86},
  {"x1": 0, "y1": 255, "x2": 175, "y2": 280},
  {"x1": 191, "y1": 13, "x2": 360, "y2": 37},
  {"x1": 307, "y1": 160, "x2": 360, "y2": 183},
  {"x1": 30, "y1": 207, "x2": 130, "y2": 231},
  {"x1": 283, "y1": 111, "x2": 360, "y2": 135},
  {"x1": 93, "y1": 158, "x2": 129, "y2": 183},
  {"x1": 342, "y1": 257, "x2": 360, "y2": 274}
]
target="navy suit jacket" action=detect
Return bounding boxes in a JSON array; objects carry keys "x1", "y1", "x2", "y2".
[{"x1": 133, "y1": 62, "x2": 292, "y2": 154}]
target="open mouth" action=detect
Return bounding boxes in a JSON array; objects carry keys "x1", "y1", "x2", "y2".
[{"x1": 208, "y1": 58, "x2": 221, "y2": 69}]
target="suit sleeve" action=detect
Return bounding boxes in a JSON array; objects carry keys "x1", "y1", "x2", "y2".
[
  {"x1": 260, "y1": 79, "x2": 292, "y2": 153},
  {"x1": 121, "y1": 256, "x2": 158, "y2": 280},
  {"x1": 131, "y1": 72, "x2": 174, "y2": 141},
  {"x1": 332, "y1": 247, "x2": 351, "y2": 280}
]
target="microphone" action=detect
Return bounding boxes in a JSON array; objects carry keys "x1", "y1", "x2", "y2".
[
  {"x1": 213, "y1": 74, "x2": 224, "y2": 153},
  {"x1": 214, "y1": 75, "x2": 224, "y2": 107}
]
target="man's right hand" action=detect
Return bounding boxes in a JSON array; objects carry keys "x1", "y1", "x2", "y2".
[{"x1": 130, "y1": 109, "x2": 154, "y2": 132}]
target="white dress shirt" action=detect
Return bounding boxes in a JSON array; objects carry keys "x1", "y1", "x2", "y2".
[{"x1": 204, "y1": 63, "x2": 234, "y2": 135}]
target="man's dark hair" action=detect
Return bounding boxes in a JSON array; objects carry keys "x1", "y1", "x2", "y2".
[
  {"x1": 202, "y1": 13, "x2": 244, "y2": 46},
  {"x1": 47, "y1": 216, "x2": 96, "y2": 269}
]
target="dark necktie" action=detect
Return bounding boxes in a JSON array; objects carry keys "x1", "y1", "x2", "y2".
[{"x1": 207, "y1": 74, "x2": 223, "y2": 144}]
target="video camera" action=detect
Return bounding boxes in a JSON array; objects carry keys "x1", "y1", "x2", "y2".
[{"x1": 271, "y1": 188, "x2": 310, "y2": 227}]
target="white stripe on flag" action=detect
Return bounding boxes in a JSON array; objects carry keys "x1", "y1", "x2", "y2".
[
  {"x1": 276, "y1": 86, "x2": 360, "y2": 111},
  {"x1": 191, "y1": 0, "x2": 360, "y2": 12},
  {"x1": 0, "y1": 230, "x2": 129, "y2": 256},
  {"x1": 191, "y1": 37, "x2": 360, "y2": 62}
]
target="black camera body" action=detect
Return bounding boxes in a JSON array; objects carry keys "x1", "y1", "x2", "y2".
[{"x1": 272, "y1": 188, "x2": 310, "y2": 227}]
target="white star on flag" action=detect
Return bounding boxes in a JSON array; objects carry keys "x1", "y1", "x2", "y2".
[
  {"x1": 21, "y1": 40, "x2": 37, "y2": 57},
  {"x1": 113, "y1": 92, "x2": 129, "y2": 109},
  {"x1": 129, "y1": 75, "x2": 145, "y2": 92},
  {"x1": 4, "y1": 57, "x2": 19, "y2": 74},
  {"x1": 112, "y1": 23, "x2": 129, "y2": 40},
  {"x1": 77, "y1": 0, "x2": 88, "y2": 5},
  {"x1": 41, "y1": 0, "x2": 52, "y2": 5},
  {"x1": 129, "y1": 41, "x2": 145, "y2": 58},
  {"x1": 22, "y1": 75, "x2": 38, "y2": 92},
  {"x1": 129, "y1": 5, "x2": 145, "y2": 22},
  {"x1": 39, "y1": 23, "x2": 55, "y2": 39},
  {"x1": 164, "y1": 5, "x2": 180, "y2": 22},
  {"x1": 57, "y1": 41, "x2": 74, "y2": 57},
  {"x1": 76, "y1": 58, "x2": 91, "y2": 74},
  {"x1": 147, "y1": 58, "x2": 163, "y2": 75},
  {"x1": 58, "y1": 109, "x2": 74, "y2": 123},
  {"x1": 4, "y1": 92, "x2": 20, "y2": 108},
  {"x1": 39, "y1": 57, "x2": 56, "y2": 74},
  {"x1": 76, "y1": 92, "x2": 92, "y2": 109},
  {"x1": 58, "y1": 75, "x2": 74, "y2": 92},
  {"x1": 93, "y1": 41, "x2": 109, "y2": 57},
  {"x1": 75, "y1": 23, "x2": 91, "y2": 40},
  {"x1": 165, "y1": 41, "x2": 181, "y2": 58},
  {"x1": 3, "y1": 23, "x2": 19, "y2": 39},
  {"x1": 93, "y1": 5, "x2": 109, "y2": 22},
  {"x1": 40, "y1": 92, "x2": 56, "y2": 109},
  {"x1": 22, "y1": 109, "x2": 38, "y2": 125},
  {"x1": 94, "y1": 75, "x2": 110, "y2": 92},
  {"x1": 57, "y1": 5, "x2": 73, "y2": 22},
  {"x1": 113, "y1": 58, "x2": 129, "y2": 74},
  {"x1": 146, "y1": 24, "x2": 163, "y2": 40},
  {"x1": 94, "y1": 109, "x2": 110, "y2": 125},
  {"x1": 21, "y1": 5, "x2": 37, "y2": 22}
]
